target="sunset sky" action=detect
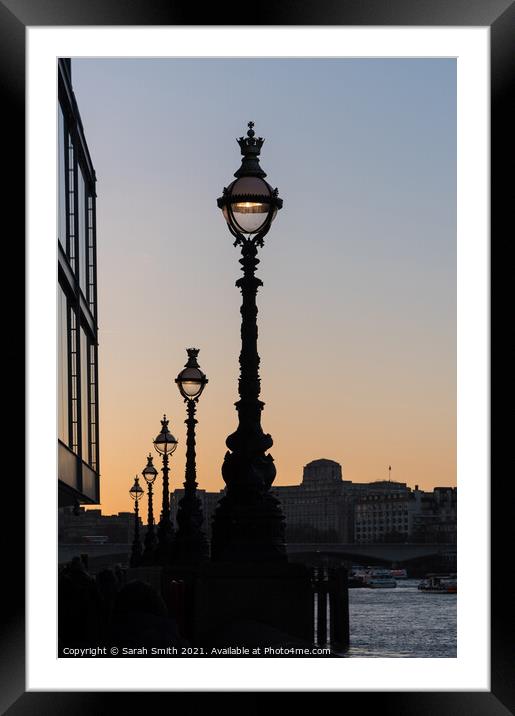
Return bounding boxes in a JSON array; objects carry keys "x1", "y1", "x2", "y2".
[{"x1": 70, "y1": 58, "x2": 456, "y2": 516}]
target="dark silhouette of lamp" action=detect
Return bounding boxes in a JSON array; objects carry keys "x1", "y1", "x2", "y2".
[
  {"x1": 129, "y1": 475, "x2": 144, "y2": 567},
  {"x1": 211, "y1": 121, "x2": 286, "y2": 563},
  {"x1": 141, "y1": 453, "x2": 158, "y2": 563},
  {"x1": 153, "y1": 414, "x2": 178, "y2": 564},
  {"x1": 172, "y1": 348, "x2": 209, "y2": 564}
]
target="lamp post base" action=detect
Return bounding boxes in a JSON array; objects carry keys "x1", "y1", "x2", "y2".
[
  {"x1": 156, "y1": 521, "x2": 175, "y2": 566},
  {"x1": 173, "y1": 494, "x2": 209, "y2": 565},
  {"x1": 130, "y1": 542, "x2": 143, "y2": 567}
]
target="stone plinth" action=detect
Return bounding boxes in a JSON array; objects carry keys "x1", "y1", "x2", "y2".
[{"x1": 162, "y1": 561, "x2": 313, "y2": 645}]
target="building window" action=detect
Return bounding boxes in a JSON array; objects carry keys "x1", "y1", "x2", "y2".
[
  {"x1": 87, "y1": 194, "x2": 96, "y2": 315},
  {"x1": 70, "y1": 308, "x2": 79, "y2": 453},
  {"x1": 80, "y1": 327, "x2": 90, "y2": 463},
  {"x1": 58, "y1": 285, "x2": 69, "y2": 443},
  {"x1": 78, "y1": 167, "x2": 87, "y2": 295},
  {"x1": 88, "y1": 342, "x2": 98, "y2": 471},
  {"x1": 67, "y1": 130, "x2": 76, "y2": 270},
  {"x1": 58, "y1": 106, "x2": 67, "y2": 250}
]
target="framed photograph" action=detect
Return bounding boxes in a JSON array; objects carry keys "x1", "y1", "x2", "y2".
[{"x1": 6, "y1": 0, "x2": 510, "y2": 710}]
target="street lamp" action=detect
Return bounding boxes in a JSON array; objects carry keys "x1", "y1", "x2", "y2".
[
  {"x1": 141, "y1": 452, "x2": 158, "y2": 563},
  {"x1": 129, "y1": 475, "x2": 144, "y2": 567},
  {"x1": 211, "y1": 121, "x2": 286, "y2": 563},
  {"x1": 153, "y1": 414, "x2": 178, "y2": 564},
  {"x1": 173, "y1": 348, "x2": 209, "y2": 564}
]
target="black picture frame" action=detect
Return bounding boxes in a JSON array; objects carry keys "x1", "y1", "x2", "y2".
[{"x1": 6, "y1": 0, "x2": 512, "y2": 712}]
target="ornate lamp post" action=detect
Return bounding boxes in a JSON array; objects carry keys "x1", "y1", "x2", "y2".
[
  {"x1": 129, "y1": 475, "x2": 144, "y2": 567},
  {"x1": 210, "y1": 121, "x2": 286, "y2": 563},
  {"x1": 141, "y1": 453, "x2": 158, "y2": 563},
  {"x1": 173, "y1": 348, "x2": 209, "y2": 564},
  {"x1": 153, "y1": 414, "x2": 178, "y2": 564}
]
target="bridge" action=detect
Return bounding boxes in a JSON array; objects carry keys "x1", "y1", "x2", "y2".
[
  {"x1": 286, "y1": 543, "x2": 456, "y2": 564},
  {"x1": 59, "y1": 542, "x2": 456, "y2": 570}
]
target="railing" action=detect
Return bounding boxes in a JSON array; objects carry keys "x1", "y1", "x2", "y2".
[{"x1": 311, "y1": 565, "x2": 349, "y2": 652}]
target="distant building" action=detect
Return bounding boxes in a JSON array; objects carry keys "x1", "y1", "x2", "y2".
[
  {"x1": 58, "y1": 507, "x2": 140, "y2": 544},
  {"x1": 271, "y1": 459, "x2": 352, "y2": 542},
  {"x1": 271, "y1": 460, "x2": 414, "y2": 543},
  {"x1": 410, "y1": 486, "x2": 457, "y2": 543},
  {"x1": 58, "y1": 58, "x2": 100, "y2": 507},
  {"x1": 354, "y1": 490, "x2": 411, "y2": 543},
  {"x1": 169, "y1": 460, "x2": 456, "y2": 545},
  {"x1": 354, "y1": 484, "x2": 457, "y2": 544}
]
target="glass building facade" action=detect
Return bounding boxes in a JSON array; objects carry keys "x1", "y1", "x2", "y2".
[{"x1": 58, "y1": 59, "x2": 100, "y2": 506}]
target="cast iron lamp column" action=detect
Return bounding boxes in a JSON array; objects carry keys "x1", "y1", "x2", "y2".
[
  {"x1": 172, "y1": 348, "x2": 209, "y2": 564},
  {"x1": 153, "y1": 415, "x2": 178, "y2": 564},
  {"x1": 142, "y1": 453, "x2": 158, "y2": 563},
  {"x1": 129, "y1": 476, "x2": 144, "y2": 567},
  {"x1": 210, "y1": 121, "x2": 286, "y2": 563}
]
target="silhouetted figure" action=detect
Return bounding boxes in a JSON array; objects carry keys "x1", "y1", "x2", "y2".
[
  {"x1": 110, "y1": 580, "x2": 188, "y2": 649},
  {"x1": 58, "y1": 557, "x2": 102, "y2": 648},
  {"x1": 96, "y1": 568, "x2": 121, "y2": 640},
  {"x1": 113, "y1": 562, "x2": 125, "y2": 585}
]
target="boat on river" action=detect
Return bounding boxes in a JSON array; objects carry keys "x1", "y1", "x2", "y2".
[
  {"x1": 390, "y1": 568, "x2": 408, "y2": 579},
  {"x1": 363, "y1": 568, "x2": 397, "y2": 588},
  {"x1": 418, "y1": 574, "x2": 457, "y2": 594},
  {"x1": 349, "y1": 566, "x2": 397, "y2": 588}
]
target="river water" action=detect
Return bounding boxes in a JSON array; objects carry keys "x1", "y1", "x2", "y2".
[{"x1": 345, "y1": 579, "x2": 457, "y2": 658}]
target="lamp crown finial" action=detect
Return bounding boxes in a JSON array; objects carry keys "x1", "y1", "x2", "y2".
[
  {"x1": 237, "y1": 121, "x2": 264, "y2": 158},
  {"x1": 185, "y1": 347, "x2": 200, "y2": 367}
]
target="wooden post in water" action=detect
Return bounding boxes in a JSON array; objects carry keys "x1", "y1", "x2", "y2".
[
  {"x1": 328, "y1": 565, "x2": 349, "y2": 652},
  {"x1": 317, "y1": 566, "x2": 328, "y2": 646}
]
